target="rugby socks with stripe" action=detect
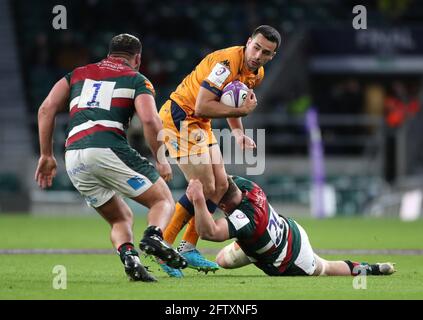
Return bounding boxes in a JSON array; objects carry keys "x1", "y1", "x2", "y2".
[
  {"x1": 344, "y1": 260, "x2": 382, "y2": 276},
  {"x1": 117, "y1": 242, "x2": 139, "y2": 264},
  {"x1": 180, "y1": 200, "x2": 218, "y2": 249},
  {"x1": 163, "y1": 194, "x2": 194, "y2": 245}
]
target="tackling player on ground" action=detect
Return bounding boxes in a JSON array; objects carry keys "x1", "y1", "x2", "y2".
[
  {"x1": 158, "y1": 25, "x2": 281, "y2": 277},
  {"x1": 35, "y1": 34, "x2": 187, "y2": 282},
  {"x1": 187, "y1": 176, "x2": 396, "y2": 277}
]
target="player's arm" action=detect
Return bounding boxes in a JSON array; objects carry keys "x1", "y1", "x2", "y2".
[
  {"x1": 186, "y1": 179, "x2": 230, "y2": 242},
  {"x1": 227, "y1": 118, "x2": 256, "y2": 149},
  {"x1": 194, "y1": 86, "x2": 257, "y2": 119},
  {"x1": 134, "y1": 94, "x2": 172, "y2": 181},
  {"x1": 35, "y1": 77, "x2": 69, "y2": 189},
  {"x1": 38, "y1": 77, "x2": 69, "y2": 157}
]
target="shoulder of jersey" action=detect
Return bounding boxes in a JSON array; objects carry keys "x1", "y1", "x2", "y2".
[{"x1": 209, "y1": 46, "x2": 244, "y2": 70}]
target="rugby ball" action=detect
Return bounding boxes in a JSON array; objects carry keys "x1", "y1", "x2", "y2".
[{"x1": 220, "y1": 80, "x2": 249, "y2": 107}]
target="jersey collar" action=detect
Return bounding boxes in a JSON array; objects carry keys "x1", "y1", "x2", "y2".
[{"x1": 105, "y1": 56, "x2": 133, "y2": 69}]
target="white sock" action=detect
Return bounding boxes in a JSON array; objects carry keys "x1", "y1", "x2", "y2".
[{"x1": 177, "y1": 240, "x2": 196, "y2": 253}]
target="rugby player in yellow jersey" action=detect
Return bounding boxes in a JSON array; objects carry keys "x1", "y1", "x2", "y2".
[{"x1": 158, "y1": 25, "x2": 281, "y2": 277}]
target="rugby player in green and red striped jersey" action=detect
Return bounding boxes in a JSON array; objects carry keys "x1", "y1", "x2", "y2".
[
  {"x1": 35, "y1": 34, "x2": 187, "y2": 282},
  {"x1": 187, "y1": 176, "x2": 395, "y2": 277}
]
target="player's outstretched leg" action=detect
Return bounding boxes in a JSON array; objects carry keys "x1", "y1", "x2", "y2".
[
  {"x1": 95, "y1": 195, "x2": 157, "y2": 282},
  {"x1": 140, "y1": 226, "x2": 188, "y2": 269},
  {"x1": 314, "y1": 255, "x2": 396, "y2": 276},
  {"x1": 131, "y1": 178, "x2": 188, "y2": 269}
]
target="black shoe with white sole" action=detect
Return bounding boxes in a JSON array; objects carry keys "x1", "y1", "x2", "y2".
[
  {"x1": 139, "y1": 226, "x2": 188, "y2": 269},
  {"x1": 124, "y1": 255, "x2": 157, "y2": 282}
]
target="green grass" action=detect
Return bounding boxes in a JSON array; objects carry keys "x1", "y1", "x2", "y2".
[{"x1": 1, "y1": 214, "x2": 423, "y2": 299}]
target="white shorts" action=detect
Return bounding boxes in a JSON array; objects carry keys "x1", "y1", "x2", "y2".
[
  {"x1": 221, "y1": 221, "x2": 317, "y2": 276},
  {"x1": 65, "y1": 147, "x2": 159, "y2": 207},
  {"x1": 292, "y1": 222, "x2": 317, "y2": 275}
]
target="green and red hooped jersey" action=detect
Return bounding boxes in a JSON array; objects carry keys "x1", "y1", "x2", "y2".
[
  {"x1": 226, "y1": 176, "x2": 302, "y2": 274},
  {"x1": 64, "y1": 57, "x2": 155, "y2": 151}
]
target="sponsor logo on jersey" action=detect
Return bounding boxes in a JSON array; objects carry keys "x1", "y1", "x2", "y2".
[
  {"x1": 207, "y1": 63, "x2": 231, "y2": 87},
  {"x1": 228, "y1": 209, "x2": 250, "y2": 231},
  {"x1": 220, "y1": 59, "x2": 230, "y2": 68}
]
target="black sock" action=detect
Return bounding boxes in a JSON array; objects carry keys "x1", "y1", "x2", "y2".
[
  {"x1": 179, "y1": 194, "x2": 195, "y2": 215},
  {"x1": 368, "y1": 264, "x2": 382, "y2": 275},
  {"x1": 206, "y1": 200, "x2": 218, "y2": 214},
  {"x1": 143, "y1": 225, "x2": 163, "y2": 239},
  {"x1": 117, "y1": 242, "x2": 138, "y2": 263},
  {"x1": 344, "y1": 260, "x2": 380, "y2": 275}
]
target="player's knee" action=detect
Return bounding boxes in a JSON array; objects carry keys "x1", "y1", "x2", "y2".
[
  {"x1": 313, "y1": 255, "x2": 328, "y2": 276},
  {"x1": 107, "y1": 210, "x2": 133, "y2": 227},
  {"x1": 216, "y1": 243, "x2": 246, "y2": 269},
  {"x1": 216, "y1": 249, "x2": 230, "y2": 269},
  {"x1": 159, "y1": 196, "x2": 175, "y2": 216}
]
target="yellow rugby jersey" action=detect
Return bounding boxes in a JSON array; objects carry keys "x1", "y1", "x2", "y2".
[{"x1": 170, "y1": 46, "x2": 264, "y2": 117}]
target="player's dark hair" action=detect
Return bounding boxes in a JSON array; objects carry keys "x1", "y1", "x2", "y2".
[
  {"x1": 220, "y1": 176, "x2": 240, "y2": 206},
  {"x1": 109, "y1": 33, "x2": 142, "y2": 56},
  {"x1": 252, "y1": 25, "x2": 281, "y2": 50}
]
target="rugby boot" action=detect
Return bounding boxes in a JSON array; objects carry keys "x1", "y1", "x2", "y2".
[
  {"x1": 157, "y1": 258, "x2": 184, "y2": 278},
  {"x1": 139, "y1": 226, "x2": 188, "y2": 269},
  {"x1": 180, "y1": 249, "x2": 219, "y2": 274},
  {"x1": 123, "y1": 254, "x2": 157, "y2": 282}
]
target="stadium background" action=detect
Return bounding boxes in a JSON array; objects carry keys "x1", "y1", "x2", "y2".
[{"x1": 1, "y1": 0, "x2": 423, "y2": 300}]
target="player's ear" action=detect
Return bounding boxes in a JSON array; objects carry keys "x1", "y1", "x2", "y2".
[
  {"x1": 246, "y1": 37, "x2": 252, "y2": 47},
  {"x1": 219, "y1": 202, "x2": 227, "y2": 212},
  {"x1": 135, "y1": 53, "x2": 141, "y2": 67}
]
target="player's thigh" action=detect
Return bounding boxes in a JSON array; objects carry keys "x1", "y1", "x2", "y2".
[
  {"x1": 65, "y1": 149, "x2": 115, "y2": 207},
  {"x1": 292, "y1": 222, "x2": 317, "y2": 276},
  {"x1": 209, "y1": 144, "x2": 229, "y2": 196},
  {"x1": 95, "y1": 194, "x2": 133, "y2": 225},
  {"x1": 216, "y1": 242, "x2": 251, "y2": 269},
  {"x1": 178, "y1": 154, "x2": 216, "y2": 190}
]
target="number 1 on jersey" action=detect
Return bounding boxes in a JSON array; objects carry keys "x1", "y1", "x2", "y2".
[
  {"x1": 78, "y1": 79, "x2": 116, "y2": 110},
  {"x1": 87, "y1": 83, "x2": 102, "y2": 107}
]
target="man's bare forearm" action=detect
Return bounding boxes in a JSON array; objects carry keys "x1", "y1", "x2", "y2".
[
  {"x1": 195, "y1": 100, "x2": 247, "y2": 118},
  {"x1": 38, "y1": 104, "x2": 56, "y2": 157},
  {"x1": 143, "y1": 118, "x2": 166, "y2": 162},
  {"x1": 226, "y1": 117, "x2": 244, "y2": 136},
  {"x1": 193, "y1": 197, "x2": 216, "y2": 239}
]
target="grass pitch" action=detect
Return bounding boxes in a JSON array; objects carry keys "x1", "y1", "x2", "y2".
[{"x1": 0, "y1": 214, "x2": 422, "y2": 300}]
